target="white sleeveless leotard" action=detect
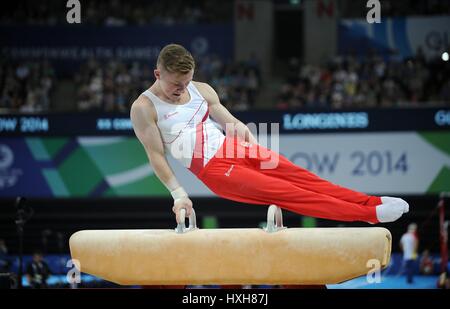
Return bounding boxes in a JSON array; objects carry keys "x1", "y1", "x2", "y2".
[{"x1": 142, "y1": 82, "x2": 225, "y2": 175}]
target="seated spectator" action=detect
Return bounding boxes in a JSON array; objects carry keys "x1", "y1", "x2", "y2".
[
  {"x1": 26, "y1": 251, "x2": 51, "y2": 289},
  {"x1": 419, "y1": 249, "x2": 434, "y2": 275},
  {"x1": 0, "y1": 239, "x2": 10, "y2": 273}
]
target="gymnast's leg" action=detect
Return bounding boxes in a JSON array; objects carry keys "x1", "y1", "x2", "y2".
[
  {"x1": 248, "y1": 143, "x2": 408, "y2": 221},
  {"x1": 199, "y1": 160, "x2": 381, "y2": 223}
]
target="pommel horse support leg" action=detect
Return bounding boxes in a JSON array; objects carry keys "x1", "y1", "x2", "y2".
[{"x1": 69, "y1": 205, "x2": 392, "y2": 286}]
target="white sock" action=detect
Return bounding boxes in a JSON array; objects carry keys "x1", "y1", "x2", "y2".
[
  {"x1": 380, "y1": 196, "x2": 409, "y2": 213},
  {"x1": 376, "y1": 203, "x2": 405, "y2": 223}
]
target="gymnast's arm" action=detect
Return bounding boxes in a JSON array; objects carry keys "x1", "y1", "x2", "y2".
[
  {"x1": 194, "y1": 81, "x2": 258, "y2": 145},
  {"x1": 130, "y1": 96, "x2": 193, "y2": 222}
]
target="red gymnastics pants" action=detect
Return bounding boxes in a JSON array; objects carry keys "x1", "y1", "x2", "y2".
[{"x1": 195, "y1": 137, "x2": 381, "y2": 223}]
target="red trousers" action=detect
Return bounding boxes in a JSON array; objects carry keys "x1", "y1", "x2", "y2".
[{"x1": 196, "y1": 137, "x2": 380, "y2": 223}]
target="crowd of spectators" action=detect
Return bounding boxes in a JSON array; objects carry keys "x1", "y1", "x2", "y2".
[
  {"x1": 0, "y1": 0, "x2": 232, "y2": 26},
  {"x1": 2, "y1": 0, "x2": 449, "y2": 112},
  {"x1": 0, "y1": 50, "x2": 262, "y2": 113},
  {"x1": 340, "y1": 0, "x2": 450, "y2": 18},
  {"x1": 0, "y1": 58, "x2": 55, "y2": 112},
  {"x1": 74, "y1": 54, "x2": 262, "y2": 112},
  {"x1": 2, "y1": 0, "x2": 449, "y2": 26},
  {"x1": 196, "y1": 53, "x2": 262, "y2": 111},
  {"x1": 75, "y1": 59, "x2": 150, "y2": 112},
  {"x1": 275, "y1": 50, "x2": 450, "y2": 110},
  {"x1": 3, "y1": 49, "x2": 449, "y2": 113}
]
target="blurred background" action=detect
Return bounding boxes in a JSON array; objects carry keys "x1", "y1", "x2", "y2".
[{"x1": 0, "y1": 0, "x2": 449, "y2": 289}]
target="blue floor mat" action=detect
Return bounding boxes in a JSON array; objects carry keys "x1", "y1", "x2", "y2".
[{"x1": 327, "y1": 275, "x2": 439, "y2": 289}]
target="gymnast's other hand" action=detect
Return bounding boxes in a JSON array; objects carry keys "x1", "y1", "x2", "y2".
[
  {"x1": 172, "y1": 197, "x2": 193, "y2": 223},
  {"x1": 170, "y1": 186, "x2": 192, "y2": 222}
]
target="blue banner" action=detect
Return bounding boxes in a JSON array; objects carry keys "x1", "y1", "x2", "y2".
[
  {"x1": 339, "y1": 16, "x2": 450, "y2": 60},
  {"x1": 0, "y1": 108, "x2": 449, "y2": 136},
  {"x1": 0, "y1": 24, "x2": 233, "y2": 72},
  {"x1": 0, "y1": 138, "x2": 53, "y2": 197}
]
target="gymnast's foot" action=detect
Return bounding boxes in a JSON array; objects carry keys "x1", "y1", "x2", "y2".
[
  {"x1": 375, "y1": 202, "x2": 405, "y2": 223},
  {"x1": 380, "y1": 196, "x2": 409, "y2": 213}
]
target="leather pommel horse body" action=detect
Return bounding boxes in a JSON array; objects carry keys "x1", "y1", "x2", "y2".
[{"x1": 69, "y1": 206, "x2": 392, "y2": 285}]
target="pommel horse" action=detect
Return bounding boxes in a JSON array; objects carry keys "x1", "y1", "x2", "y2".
[{"x1": 69, "y1": 205, "x2": 391, "y2": 286}]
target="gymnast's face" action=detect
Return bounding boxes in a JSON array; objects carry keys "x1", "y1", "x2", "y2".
[{"x1": 154, "y1": 67, "x2": 193, "y2": 103}]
